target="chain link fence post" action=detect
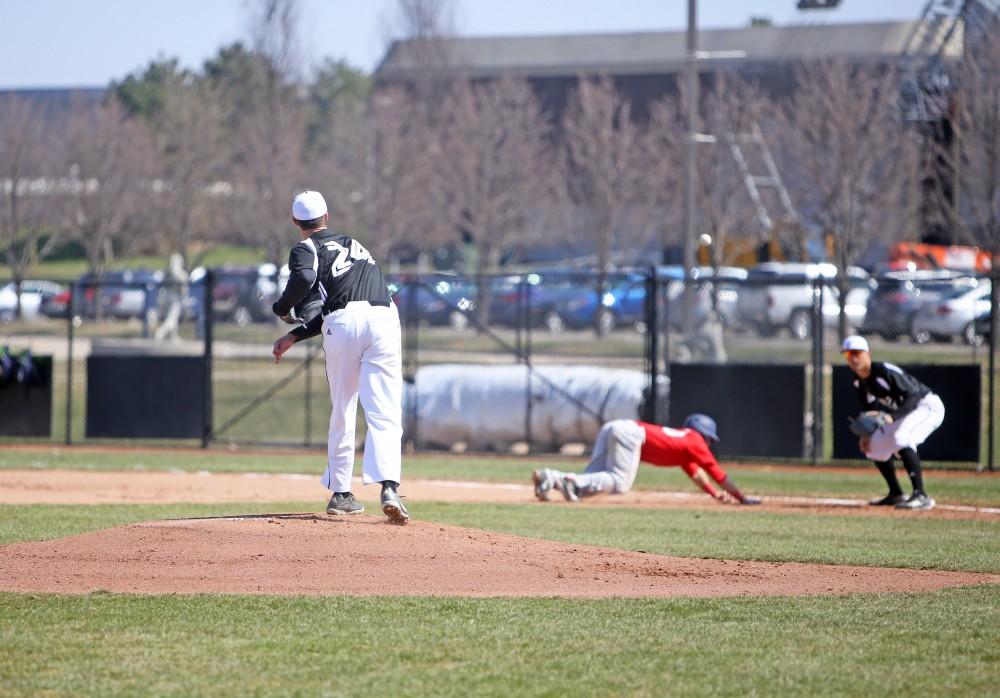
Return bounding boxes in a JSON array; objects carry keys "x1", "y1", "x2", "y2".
[
  {"x1": 810, "y1": 276, "x2": 824, "y2": 463},
  {"x1": 201, "y1": 269, "x2": 214, "y2": 449},
  {"x1": 987, "y1": 267, "x2": 998, "y2": 471},
  {"x1": 65, "y1": 283, "x2": 75, "y2": 445}
]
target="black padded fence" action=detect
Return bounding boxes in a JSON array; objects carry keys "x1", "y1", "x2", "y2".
[
  {"x1": 667, "y1": 363, "x2": 807, "y2": 458},
  {"x1": 86, "y1": 355, "x2": 206, "y2": 439},
  {"x1": 0, "y1": 353, "x2": 52, "y2": 437}
]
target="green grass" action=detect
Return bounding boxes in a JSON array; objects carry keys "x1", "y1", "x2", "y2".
[
  {"x1": 1, "y1": 458, "x2": 999, "y2": 696},
  {"x1": 2, "y1": 500, "x2": 999, "y2": 573},
  {"x1": 2, "y1": 448, "x2": 999, "y2": 506},
  {"x1": 2, "y1": 245, "x2": 268, "y2": 282},
  {"x1": 415, "y1": 502, "x2": 1000, "y2": 573},
  {"x1": 0, "y1": 502, "x2": 313, "y2": 545},
  {"x1": 0, "y1": 588, "x2": 997, "y2": 697}
]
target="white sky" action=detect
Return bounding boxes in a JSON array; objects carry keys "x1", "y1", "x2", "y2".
[{"x1": 0, "y1": 0, "x2": 928, "y2": 89}]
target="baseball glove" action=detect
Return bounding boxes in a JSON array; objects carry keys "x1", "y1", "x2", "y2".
[
  {"x1": 281, "y1": 294, "x2": 324, "y2": 325},
  {"x1": 849, "y1": 411, "x2": 890, "y2": 437}
]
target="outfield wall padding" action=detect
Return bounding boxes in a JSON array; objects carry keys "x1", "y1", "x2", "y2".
[
  {"x1": 667, "y1": 364, "x2": 805, "y2": 458},
  {"x1": 86, "y1": 356, "x2": 205, "y2": 439},
  {"x1": 0, "y1": 355, "x2": 52, "y2": 437}
]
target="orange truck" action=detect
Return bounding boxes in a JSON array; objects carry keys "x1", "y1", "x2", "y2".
[{"x1": 888, "y1": 242, "x2": 993, "y2": 272}]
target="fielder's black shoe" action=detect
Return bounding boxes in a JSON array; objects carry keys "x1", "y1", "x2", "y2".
[
  {"x1": 326, "y1": 492, "x2": 364, "y2": 515},
  {"x1": 895, "y1": 492, "x2": 935, "y2": 511},
  {"x1": 869, "y1": 493, "x2": 908, "y2": 506},
  {"x1": 381, "y1": 486, "x2": 410, "y2": 525}
]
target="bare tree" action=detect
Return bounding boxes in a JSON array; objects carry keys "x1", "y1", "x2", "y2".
[
  {"x1": 148, "y1": 75, "x2": 229, "y2": 269},
  {"x1": 361, "y1": 87, "x2": 440, "y2": 265},
  {"x1": 301, "y1": 61, "x2": 371, "y2": 243},
  {"x1": 434, "y1": 77, "x2": 555, "y2": 325},
  {"x1": 247, "y1": 0, "x2": 303, "y2": 85},
  {"x1": 953, "y1": 28, "x2": 1000, "y2": 256},
  {"x1": 658, "y1": 76, "x2": 771, "y2": 268},
  {"x1": 380, "y1": 0, "x2": 457, "y2": 109},
  {"x1": 365, "y1": 0, "x2": 460, "y2": 267},
  {"x1": 231, "y1": 97, "x2": 307, "y2": 266},
  {"x1": 0, "y1": 96, "x2": 62, "y2": 318},
  {"x1": 63, "y1": 95, "x2": 156, "y2": 285},
  {"x1": 775, "y1": 60, "x2": 918, "y2": 339},
  {"x1": 227, "y1": 0, "x2": 307, "y2": 266},
  {"x1": 561, "y1": 76, "x2": 654, "y2": 333}
]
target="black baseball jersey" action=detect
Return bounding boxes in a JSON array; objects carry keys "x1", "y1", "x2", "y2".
[
  {"x1": 272, "y1": 228, "x2": 390, "y2": 340},
  {"x1": 853, "y1": 361, "x2": 931, "y2": 419}
]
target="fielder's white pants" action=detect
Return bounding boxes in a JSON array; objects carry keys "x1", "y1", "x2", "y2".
[
  {"x1": 319, "y1": 302, "x2": 403, "y2": 493},
  {"x1": 572, "y1": 419, "x2": 646, "y2": 495},
  {"x1": 864, "y1": 393, "x2": 945, "y2": 462}
]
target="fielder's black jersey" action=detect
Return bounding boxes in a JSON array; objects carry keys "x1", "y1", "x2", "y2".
[
  {"x1": 853, "y1": 361, "x2": 931, "y2": 419},
  {"x1": 272, "y1": 228, "x2": 390, "y2": 340}
]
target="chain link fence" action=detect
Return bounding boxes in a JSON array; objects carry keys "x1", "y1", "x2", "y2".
[{"x1": 2, "y1": 266, "x2": 996, "y2": 468}]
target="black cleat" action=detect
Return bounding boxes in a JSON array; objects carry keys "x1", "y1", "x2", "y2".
[
  {"x1": 326, "y1": 492, "x2": 364, "y2": 515},
  {"x1": 869, "y1": 493, "x2": 908, "y2": 506}
]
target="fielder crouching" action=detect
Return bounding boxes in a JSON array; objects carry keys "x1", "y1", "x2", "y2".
[
  {"x1": 842, "y1": 335, "x2": 945, "y2": 511},
  {"x1": 532, "y1": 415, "x2": 760, "y2": 505}
]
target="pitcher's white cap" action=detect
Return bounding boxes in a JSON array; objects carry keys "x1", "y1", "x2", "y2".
[
  {"x1": 841, "y1": 335, "x2": 869, "y2": 353},
  {"x1": 292, "y1": 190, "x2": 327, "y2": 221}
]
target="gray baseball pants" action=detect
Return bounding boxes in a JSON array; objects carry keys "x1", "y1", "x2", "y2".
[{"x1": 571, "y1": 419, "x2": 646, "y2": 496}]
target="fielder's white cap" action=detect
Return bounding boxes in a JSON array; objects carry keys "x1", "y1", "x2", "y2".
[
  {"x1": 291, "y1": 190, "x2": 327, "y2": 221},
  {"x1": 841, "y1": 335, "x2": 870, "y2": 353}
]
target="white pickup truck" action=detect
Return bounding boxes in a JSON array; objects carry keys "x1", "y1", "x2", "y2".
[{"x1": 735, "y1": 263, "x2": 872, "y2": 340}]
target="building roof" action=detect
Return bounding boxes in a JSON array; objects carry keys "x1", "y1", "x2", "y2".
[{"x1": 376, "y1": 20, "x2": 964, "y2": 80}]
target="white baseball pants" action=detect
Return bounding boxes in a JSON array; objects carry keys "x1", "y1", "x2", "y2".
[
  {"x1": 319, "y1": 302, "x2": 403, "y2": 493},
  {"x1": 864, "y1": 393, "x2": 945, "y2": 462}
]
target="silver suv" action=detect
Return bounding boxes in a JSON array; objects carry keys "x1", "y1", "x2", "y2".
[{"x1": 736, "y1": 263, "x2": 871, "y2": 339}]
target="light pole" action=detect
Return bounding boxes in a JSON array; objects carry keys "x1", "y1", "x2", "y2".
[
  {"x1": 678, "y1": 1, "x2": 745, "y2": 336},
  {"x1": 681, "y1": 0, "x2": 699, "y2": 336}
]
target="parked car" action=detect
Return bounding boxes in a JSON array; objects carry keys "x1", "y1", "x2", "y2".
[
  {"x1": 660, "y1": 266, "x2": 748, "y2": 330},
  {"x1": 973, "y1": 307, "x2": 992, "y2": 343},
  {"x1": 73, "y1": 269, "x2": 164, "y2": 320},
  {"x1": 550, "y1": 266, "x2": 747, "y2": 335},
  {"x1": 39, "y1": 289, "x2": 72, "y2": 319},
  {"x1": 858, "y1": 269, "x2": 970, "y2": 341},
  {"x1": 910, "y1": 279, "x2": 992, "y2": 345},
  {"x1": 388, "y1": 274, "x2": 477, "y2": 329},
  {"x1": 488, "y1": 272, "x2": 592, "y2": 333},
  {"x1": 735, "y1": 263, "x2": 870, "y2": 339},
  {"x1": 189, "y1": 264, "x2": 282, "y2": 326},
  {"x1": 0, "y1": 280, "x2": 66, "y2": 322},
  {"x1": 555, "y1": 272, "x2": 646, "y2": 334}
]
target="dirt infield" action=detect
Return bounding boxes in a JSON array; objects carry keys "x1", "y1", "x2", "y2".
[
  {"x1": 1, "y1": 468, "x2": 997, "y2": 520},
  {"x1": 1, "y1": 469, "x2": 998, "y2": 598},
  {"x1": 2, "y1": 513, "x2": 998, "y2": 597}
]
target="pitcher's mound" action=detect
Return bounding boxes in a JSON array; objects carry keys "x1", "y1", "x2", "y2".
[{"x1": 1, "y1": 514, "x2": 996, "y2": 597}]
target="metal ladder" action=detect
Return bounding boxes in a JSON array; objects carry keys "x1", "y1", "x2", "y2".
[
  {"x1": 725, "y1": 122, "x2": 799, "y2": 235},
  {"x1": 899, "y1": 0, "x2": 968, "y2": 122}
]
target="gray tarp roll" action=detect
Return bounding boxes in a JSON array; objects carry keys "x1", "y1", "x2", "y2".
[{"x1": 404, "y1": 364, "x2": 660, "y2": 451}]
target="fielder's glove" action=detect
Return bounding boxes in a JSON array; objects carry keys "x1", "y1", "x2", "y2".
[{"x1": 849, "y1": 411, "x2": 890, "y2": 438}]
